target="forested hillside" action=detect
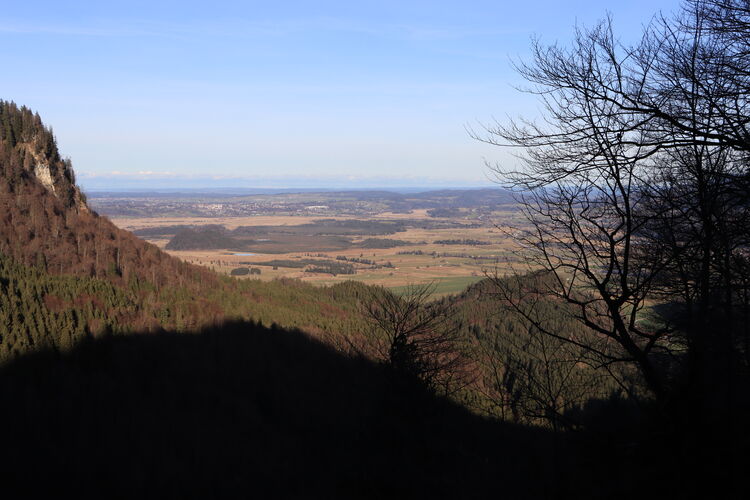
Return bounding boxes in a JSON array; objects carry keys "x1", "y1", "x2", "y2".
[
  {"x1": 0, "y1": 249, "x2": 375, "y2": 359},
  {"x1": 0, "y1": 102, "x2": 209, "y2": 283},
  {"x1": 0, "y1": 100, "x2": 374, "y2": 360}
]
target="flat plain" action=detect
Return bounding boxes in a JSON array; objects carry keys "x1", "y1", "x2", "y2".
[{"x1": 99, "y1": 189, "x2": 524, "y2": 297}]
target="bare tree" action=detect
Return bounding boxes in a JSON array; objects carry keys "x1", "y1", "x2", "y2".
[
  {"x1": 472, "y1": 17, "x2": 679, "y2": 401},
  {"x1": 645, "y1": 0, "x2": 750, "y2": 152},
  {"x1": 471, "y1": 0, "x2": 750, "y2": 413},
  {"x1": 363, "y1": 283, "x2": 471, "y2": 396}
]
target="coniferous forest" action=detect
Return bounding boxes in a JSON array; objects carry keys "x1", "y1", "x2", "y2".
[{"x1": 2, "y1": 1, "x2": 750, "y2": 498}]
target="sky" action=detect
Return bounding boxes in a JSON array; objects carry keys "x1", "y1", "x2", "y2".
[{"x1": 1, "y1": 0, "x2": 683, "y2": 190}]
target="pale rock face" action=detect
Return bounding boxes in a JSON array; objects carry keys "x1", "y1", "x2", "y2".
[
  {"x1": 26, "y1": 144, "x2": 89, "y2": 213},
  {"x1": 34, "y1": 163, "x2": 57, "y2": 195}
]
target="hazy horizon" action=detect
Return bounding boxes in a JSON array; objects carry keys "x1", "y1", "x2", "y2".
[{"x1": 76, "y1": 172, "x2": 501, "y2": 192}]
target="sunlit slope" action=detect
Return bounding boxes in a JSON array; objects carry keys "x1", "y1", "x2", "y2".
[{"x1": 0, "y1": 101, "x2": 371, "y2": 360}]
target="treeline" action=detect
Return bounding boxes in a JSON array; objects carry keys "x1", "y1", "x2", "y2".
[
  {"x1": 397, "y1": 249, "x2": 500, "y2": 261},
  {"x1": 336, "y1": 255, "x2": 394, "y2": 269},
  {"x1": 434, "y1": 238, "x2": 490, "y2": 246},
  {"x1": 252, "y1": 258, "x2": 338, "y2": 269},
  {"x1": 230, "y1": 267, "x2": 261, "y2": 276},
  {"x1": 305, "y1": 262, "x2": 355, "y2": 276},
  {"x1": 336, "y1": 255, "x2": 375, "y2": 265},
  {"x1": 358, "y1": 238, "x2": 411, "y2": 249},
  {"x1": 440, "y1": 252, "x2": 499, "y2": 260}
]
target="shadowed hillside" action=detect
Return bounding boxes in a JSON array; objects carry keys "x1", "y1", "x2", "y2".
[
  {"x1": 0, "y1": 321, "x2": 561, "y2": 499},
  {"x1": 0, "y1": 318, "x2": 745, "y2": 498},
  {"x1": 0, "y1": 248, "x2": 372, "y2": 361}
]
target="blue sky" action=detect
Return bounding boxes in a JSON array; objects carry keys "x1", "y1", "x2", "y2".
[{"x1": 1, "y1": 0, "x2": 682, "y2": 189}]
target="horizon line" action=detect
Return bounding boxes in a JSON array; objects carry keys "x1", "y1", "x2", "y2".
[{"x1": 82, "y1": 184, "x2": 504, "y2": 193}]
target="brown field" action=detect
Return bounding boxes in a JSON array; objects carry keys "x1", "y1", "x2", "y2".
[
  {"x1": 110, "y1": 211, "x2": 524, "y2": 297},
  {"x1": 112, "y1": 214, "x2": 353, "y2": 231}
]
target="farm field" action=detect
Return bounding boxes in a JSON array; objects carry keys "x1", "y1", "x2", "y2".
[{"x1": 109, "y1": 205, "x2": 524, "y2": 297}]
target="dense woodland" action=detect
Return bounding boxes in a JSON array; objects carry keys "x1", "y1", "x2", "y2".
[
  {"x1": 2, "y1": 1, "x2": 750, "y2": 496},
  {"x1": 163, "y1": 220, "x2": 410, "y2": 252}
]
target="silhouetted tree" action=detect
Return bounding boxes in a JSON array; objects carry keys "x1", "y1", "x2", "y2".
[
  {"x1": 474, "y1": 0, "x2": 750, "y2": 414},
  {"x1": 363, "y1": 283, "x2": 470, "y2": 395}
]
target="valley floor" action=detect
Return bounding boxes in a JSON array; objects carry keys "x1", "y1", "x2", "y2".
[{"x1": 111, "y1": 208, "x2": 524, "y2": 297}]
